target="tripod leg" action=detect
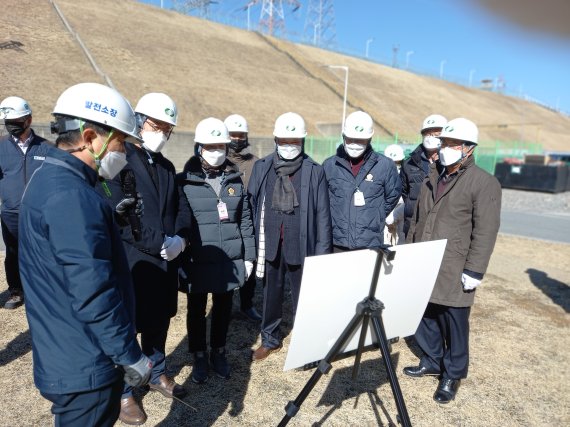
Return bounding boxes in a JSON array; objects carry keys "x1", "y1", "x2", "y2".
[
  {"x1": 370, "y1": 316, "x2": 412, "y2": 427},
  {"x1": 352, "y1": 314, "x2": 370, "y2": 380},
  {"x1": 278, "y1": 312, "x2": 365, "y2": 427}
]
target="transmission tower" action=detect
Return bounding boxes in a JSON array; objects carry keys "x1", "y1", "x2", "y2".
[
  {"x1": 244, "y1": 0, "x2": 301, "y2": 36},
  {"x1": 304, "y1": 0, "x2": 336, "y2": 47},
  {"x1": 392, "y1": 44, "x2": 400, "y2": 68},
  {"x1": 173, "y1": 0, "x2": 218, "y2": 18}
]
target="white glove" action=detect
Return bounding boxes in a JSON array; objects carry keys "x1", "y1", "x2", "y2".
[
  {"x1": 160, "y1": 235, "x2": 185, "y2": 261},
  {"x1": 462, "y1": 272, "x2": 482, "y2": 291},
  {"x1": 122, "y1": 354, "x2": 152, "y2": 387},
  {"x1": 385, "y1": 211, "x2": 395, "y2": 225},
  {"x1": 245, "y1": 261, "x2": 254, "y2": 280}
]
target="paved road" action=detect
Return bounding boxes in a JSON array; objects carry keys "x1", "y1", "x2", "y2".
[
  {"x1": 1, "y1": 209, "x2": 568, "y2": 253},
  {"x1": 500, "y1": 210, "x2": 570, "y2": 244}
]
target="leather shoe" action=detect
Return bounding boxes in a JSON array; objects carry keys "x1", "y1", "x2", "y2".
[
  {"x1": 252, "y1": 343, "x2": 282, "y2": 362},
  {"x1": 149, "y1": 374, "x2": 186, "y2": 399},
  {"x1": 4, "y1": 294, "x2": 24, "y2": 310},
  {"x1": 403, "y1": 365, "x2": 441, "y2": 377},
  {"x1": 119, "y1": 396, "x2": 147, "y2": 425},
  {"x1": 433, "y1": 378, "x2": 460, "y2": 404},
  {"x1": 241, "y1": 307, "x2": 262, "y2": 322}
]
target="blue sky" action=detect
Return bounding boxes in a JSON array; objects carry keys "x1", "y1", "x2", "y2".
[{"x1": 138, "y1": 0, "x2": 570, "y2": 113}]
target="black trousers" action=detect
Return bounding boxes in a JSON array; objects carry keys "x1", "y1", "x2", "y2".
[
  {"x1": 1, "y1": 213, "x2": 22, "y2": 295},
  {"x1": 187, "y1": 291, "x2": 233, "y2": 352},
  {"x1": 41, "y1": 376, "x2": 123, "y2": 427},
  {"x1": 239, "y1": 266, "x2": 256, "y2": 311},
  {"x1": 261, "y1": 242, "x2": 303, "y2": 349},
  {"x1": 414, "y1": 302, "x2": 471, "y2": 380},
  {"x1": 122, "y1": 325, "x2": 169, "y2": 398}
]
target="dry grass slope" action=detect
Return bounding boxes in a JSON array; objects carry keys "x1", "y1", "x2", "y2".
[{"x1": 1, "y1": 0, "x2": 569, "y2": 149}]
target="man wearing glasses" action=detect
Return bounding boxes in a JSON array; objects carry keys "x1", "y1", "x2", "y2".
[{"x1": 100, "y1": 93, "x2": 191, "y2": 425}]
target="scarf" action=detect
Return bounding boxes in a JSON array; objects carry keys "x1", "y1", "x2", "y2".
[{"x1": 271, "y1": 152, "x2": 303, "y2": 214}]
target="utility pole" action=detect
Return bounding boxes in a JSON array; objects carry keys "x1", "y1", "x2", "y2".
[
  {"x1": 469, "y1": 69, "x2": 476, "y2": 87},
  {"x1": 405, "y1": 50, "x2": 414, "y2": 69},
  {"x1": 439, "y1": 60, "x2": 446, "y2": 79},
  {"x1": 365, "y1": 38, "x2": 373, "y2": 58}
]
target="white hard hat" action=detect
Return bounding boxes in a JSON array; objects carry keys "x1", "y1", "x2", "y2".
[
  {"x1": 421, "y1": 114, "x2": 447, "y2": 132},
  {"x1": 52, "y1": 82, "x2": 141, "y2": 141},
  {"x1": 224, "y1": 114, "x2": 248, "y2": 133},
  {"x1": 135, "y1": 92, "x2": 177, "y2": 126},
  {"x1": 0, "y1": 96, "x2": 32, "y2": 120},
  {"x1": 384, "y1": 144, "x2": 405, "y2": 161},
  {"x1": 440, "y1": 118, "x2": 478, "y2": 145},
  {"x1": 343, "y1": 111, "x2": 374, "y2": 139},
  {"x1": 273, "y1": 112, "x2": 307, "y2": 138},
  {"x1": 194, "y1": 117, "x2": 231, "y2": 144}
]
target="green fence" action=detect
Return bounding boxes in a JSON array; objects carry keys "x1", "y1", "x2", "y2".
[{"x1": 304, "y1": 137, "x2": 544, "y2": 175}]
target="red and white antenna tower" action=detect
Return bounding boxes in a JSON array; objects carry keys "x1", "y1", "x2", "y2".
[
  {"x1": 304, "y1": 0, "x2": 336, "y2": 47},
  {"x1": 244, "y1": 0, "x2": 301, "y2": 36}
]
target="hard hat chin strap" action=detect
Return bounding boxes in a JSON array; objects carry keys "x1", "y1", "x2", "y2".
[{"x1": 81, "y1": 120, "x2": 115, "y2": 169}]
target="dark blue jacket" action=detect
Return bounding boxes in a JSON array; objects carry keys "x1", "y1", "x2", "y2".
[
  {"x1": 322, "y1": 145, "x2": 402, "y2": 249},
  {"x1": 178, "y1": 157, "x2": 256, "y2": 294},
  {"x1": 18, "y1": 145, "x2": 141, "y2": 395},
  {"x1": 99, "y1": 143, "x2": 192, "y2": 331},
  {"x1": 400, "y1": 144, "x2": 443, "y2": 237},
  {"x1": 248, "y1": 153, "x2": 332, "y2": 262},
  {"x1": 0, "y1": 131, "x2": 49, "y2": 215}
]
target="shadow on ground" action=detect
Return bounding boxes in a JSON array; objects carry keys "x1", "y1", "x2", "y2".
[
  {"x1": 526, "y1": 268, "x2": 570, "y2": 313},
  {"x1": 153, "y1": 290, "x2": 262, "y2": 426},
  {"x1": 296, "y1": 353, "x2": 402, "y2": 426},
  {"x1": 0, "y1": 329, "x2": 32, "y2": 367}
]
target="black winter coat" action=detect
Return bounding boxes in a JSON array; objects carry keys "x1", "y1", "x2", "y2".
[
  {"x1": 248, "y1": 153, "x2": 332, "y2": 262},
  {"x1": 400, "y1": 144, "x2": 442, "y2": 237},
  {"x1": 178, "y1": 157, "x2": 256, "y2": 294},
  {"x1": 99, "y1": 144, "x2": 191, "y2": 331}
]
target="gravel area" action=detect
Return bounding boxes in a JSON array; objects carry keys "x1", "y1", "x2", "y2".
[{"x1": 501, "y1": 188, "x2": 570, "y2": 214}]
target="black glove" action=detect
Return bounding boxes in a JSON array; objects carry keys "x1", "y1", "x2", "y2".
[
  {"x1": 115, "y1": 192, "x2": 144, "y2": 219},
  {"x1": 122, "y1": 354, "x2": 152, "y2": 387}
]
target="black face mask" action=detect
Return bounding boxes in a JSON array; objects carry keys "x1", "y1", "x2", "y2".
[
  {"x1": 229, "y1": 138, "x2": 248, "y2": 153},
  {"x1": 5, "y1": 121, "x2": 28, "y2": 138}
]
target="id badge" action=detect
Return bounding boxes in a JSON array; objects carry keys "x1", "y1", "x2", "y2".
[
  {"x1": 217, "y1": 201, "x2": 229, "y2": 221},
  {"x1": 354, "y1": 189, "x2": 365, "y2": 207}
]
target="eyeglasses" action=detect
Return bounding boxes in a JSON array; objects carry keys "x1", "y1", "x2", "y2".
[{"x1": 146, "y1": 119, "x2": 173, "y2": 136}]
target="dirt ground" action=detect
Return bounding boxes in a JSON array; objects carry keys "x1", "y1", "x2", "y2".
[{"x1": 0, "y1": 233, "x2": 568, "y2": 426}]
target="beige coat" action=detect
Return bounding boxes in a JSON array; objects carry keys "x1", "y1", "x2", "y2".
[{"x1": 407, "y1": 155, "x2": 502, "y2": 307}]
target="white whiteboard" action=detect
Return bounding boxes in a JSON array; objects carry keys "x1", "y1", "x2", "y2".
[{"x1": 284, "y1": 240, "x2": 447, "y2": 371}]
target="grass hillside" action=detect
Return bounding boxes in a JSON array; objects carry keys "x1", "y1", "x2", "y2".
[{"x1": 1, "y1": 0, "x2": 569, "y2": 150}]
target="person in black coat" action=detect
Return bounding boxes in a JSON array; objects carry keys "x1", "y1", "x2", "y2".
[
  {"x1": 98, "y1": 93, "x2": 191, "y2": 425},
  {"x1": 400, "y1": 114, "x2": 447, "y2": 237},
  {"x1": 178, "y1": 117, "x2": 256, "y2": 385},
  {"x1": 248, "y1": 112, "x2": 332, "y2": 362},
  {"x1": 0, "y1": 96, "x2": 50, "y2": 309}
]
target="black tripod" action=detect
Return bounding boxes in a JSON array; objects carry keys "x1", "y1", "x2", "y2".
[{"x1": 278, "y1": 248, "x2": 412, "y2": 427}]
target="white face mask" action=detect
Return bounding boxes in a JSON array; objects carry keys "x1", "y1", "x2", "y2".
[
  {"x1": 277, "y1": 144, "x2": 302, "y2": 160},
  {"x1": 141, "y1": 131, "x2": 167, "y2": 153},
  {"x1": 422, "y1": 135, "x2": 441, "y2": 150},
  {"x1": 438, "y1": 146, "x2": 463, "y2": 166},
  {"x1": 99, "y1": 150, "x2": 128, "y2": 180},
  {"x1": 201, "y1": 148, "x2": 226, "y2": 167},
  {"x1": 344, "y1": 142, "x2": 367, "y2": 159}
]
